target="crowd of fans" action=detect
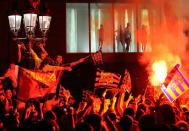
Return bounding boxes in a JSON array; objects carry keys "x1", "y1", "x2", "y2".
[
  {"x1": 0, "y1": 30, "x2": 189, "y2": 131},
  {"x1": 1, "y1": 73, "x2": 189, "y2": 131}
]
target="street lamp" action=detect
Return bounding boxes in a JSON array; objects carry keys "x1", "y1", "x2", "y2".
[
  {"x1": 8, "y1": 14, "x2": 22, "y2": 37},
  {"x1": 23, "y1": 13, "x2": 38, "y2": 36},
  {"x1": 8, "y1": 11, "x2": 51, "y2": 43},
  {"x1": 39, "y1": 15, "x2": 51, "y2": 37}
]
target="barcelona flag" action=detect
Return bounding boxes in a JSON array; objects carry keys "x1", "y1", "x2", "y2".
[{"x1": 161, "y1": 64, "x2": 189, "y2": 102}]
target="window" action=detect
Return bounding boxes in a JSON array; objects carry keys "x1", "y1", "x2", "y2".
[
  {"x1": 138, "y1": 8, "x2": 152, "y2": 52},
  {"x1": 90, "y1": 4, "x2": 114, "y2": 52},
  {"x1": 66, "y1": 3, "x2": 89, "y2": 52},
  {"x1": 114, "y1": 4, "x2": 136, "y2": 52},
  {"x1": 66, "y1": 3, "x2": 155, "y2": 53}
]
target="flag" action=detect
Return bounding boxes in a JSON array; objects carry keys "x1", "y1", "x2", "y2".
[
  {"x1": 161, "y1": 64, "x2": 189, "y2": 102},
  {"x1": 95, "y1": 71, "x2": 121, "y2": 88},
  {"x1": 22, "y1": 67, "x2": 57, "y2": 87},
  {"x1": 91, "y1": 50, "x2": 103, "y2": 65},
  {"x1": 3, "y1": 64, "x2": 19, "y2": 88},
  {"x1": 120, "y1": 69, "x2": 132, "y2": 93},
  {"x1": 163, "y1": 64, "x2": 180, "y2": 87},
  {"x1": 17, "y1": 67, "x2": 57, "y2": 102}
]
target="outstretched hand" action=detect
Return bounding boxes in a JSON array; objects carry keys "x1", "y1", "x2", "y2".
[
  {"x1": 78, "y1": 57, "x2": 86, "y2": 63},
  {"x1": 18, "y1": 42, "x2": 26, "y2": 50},
  {"x1": 102, "y1": 89, "x2": 107, "y2": 98},
  {"x1": 38, "y1": 43, "x2": 44, "y2": 49},
  {"x1": 128, "y1": 93, "x2": 133, "y2": 101},
  {"x1": 70, "y1": 57, "x2": 86, "y2": 67},
  {"x1": 64, "y1": 66, "x2": 72, "y2": 71}
]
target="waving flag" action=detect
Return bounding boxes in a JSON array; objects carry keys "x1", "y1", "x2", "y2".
[
  {"x1": 91, "y1": 50, "x2": 103, "y2": 65},
  {"x1": 95, "y1": 71, "x2": 121, "y2": 88},
  {"x1": 120, "y1": 69, "x2": 132, "y2": 93},
  {"x1": 161, "y1": 64, "x2": 189, "y2": 102},
  {"x1": 22, "y1": 67, "x2": 57, "y2": 87},
  {"x1": 17, "y1": 67, "x2": 57, "y2": 102}
]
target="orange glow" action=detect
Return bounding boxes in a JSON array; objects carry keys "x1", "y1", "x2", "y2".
[{"x1": 150, "y1": 60, "x2": 167, "y2": 86}]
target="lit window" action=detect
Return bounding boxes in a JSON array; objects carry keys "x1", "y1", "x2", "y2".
[
  {"x1": 90, "y1": 4, "x2": 114, "y2": 52},
  {"x1": 66, "y1": 3, "x2": 89, "y2": 53}
]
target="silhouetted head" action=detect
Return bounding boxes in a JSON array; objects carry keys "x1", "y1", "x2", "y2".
[
  {"x1": 120, "y1": 115, "x2": 133, "y2": 131},
  {"x1": 123, "y1": 107, "x2": 135, "y2": 118},
  {"x1": 138, "y1": 103, "x2": 147, "y2": 112},
  {"x1": 44, "y1": 110, "x2": 57, "y2": 121},
  {"x1": 84, "y1": 114, "x2": 102, "y2": 131},
  {"x1": 75, "y1": 122, "x2": 93, "y2": 131},
  {"x1": 157, "y1": 104, "x2": 176, "y2": 124},
  {"x1": 55, "y1": 55, "x2": 63, "y2": 65},
  {"x1": 176, "y1": 120, "x2": 189, "y2": 131},
  {"x1": 135, "y1": 109, "x2": 145, "y2": 121},
  {"x1": 139, "y1": 114, "x2": 155, "y2": 131}
]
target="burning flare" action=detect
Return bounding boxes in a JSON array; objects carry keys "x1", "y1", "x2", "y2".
[{"x1": 150, "y1": 60, "x2": 168, "y2": 86}]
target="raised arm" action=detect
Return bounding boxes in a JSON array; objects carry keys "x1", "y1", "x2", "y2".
[
  {"x1": 123, "y1": 93, "x2": 133, "y2": 109},
  {"x1": 38, "y1": 43, "x2": 48, "y2": 57},
  {"x1": 17, "y1": 42, "x2": 26, "y2": 63},
  {"x1": 109, "y1": 96, "x2": 117, "y2": 113},
  {"x1": 70, "y1": 57, "x2": 86, "y2": 67},
  {"x1": 29, "y1": 43, "x2": 42, "y2": 69},
  {"x1": 42, "y1": 65, "x2": 72, "y2": 72},
  {"x1": 115, "y1": 87, "x2": 126, "y2": 116}
]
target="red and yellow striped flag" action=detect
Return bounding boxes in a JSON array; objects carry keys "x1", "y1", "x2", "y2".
[
  {"x1": 95, "y1": 71, "x2": 121, "y2": 88},
  {"x1": 17, "y1": 67, "x2": 57, "y2": 102},
  {"x1": 161, "y1": 64, "x2": 189, "y2": 102}
]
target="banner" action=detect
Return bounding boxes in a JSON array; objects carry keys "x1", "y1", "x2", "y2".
[
  {"x1": 91, "y1": 51, "x2": 103, "y2": 65},
  {"x1": 163, "y1": 64, "x2": 179, "y2": 87},
  {"x1": 17, "y1": 67, "x2": 57, "y2": 102},
  {"x1": 22, "y1": 68, "x2": 57, "y2": 87},
  {"x1": 161, "y1": 64, "x2": 189, "y2": 102},
  {"x1": 120, "y1": 69, "x2": 132, "y2": 93},
  {"x1": 95, "y1": 71, "x2": 121, "y2": 88}
]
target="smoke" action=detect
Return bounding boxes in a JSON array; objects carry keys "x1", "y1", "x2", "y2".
[
  {"x1": 91, "y1": 1, "x2": 189, "y2": 78},
  {"x1": 138, "y1": 0, "x2": 189, "y2": 81}
]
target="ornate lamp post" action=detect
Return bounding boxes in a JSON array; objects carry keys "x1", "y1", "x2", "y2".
[{"x1": 8, "y1": 8, "x2": 51, "y2": 44}]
